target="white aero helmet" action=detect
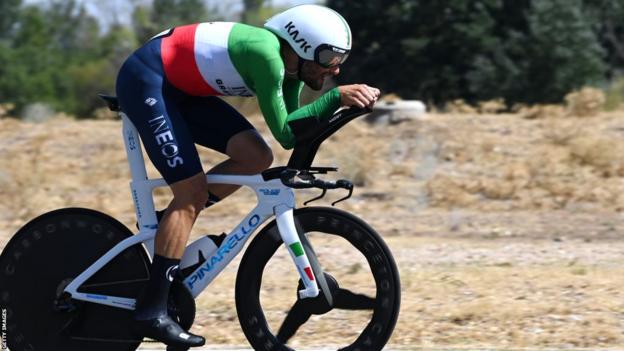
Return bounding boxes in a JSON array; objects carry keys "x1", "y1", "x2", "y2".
[{"x1": 264, "y1": 4, "x2": 352, "y2": 68}]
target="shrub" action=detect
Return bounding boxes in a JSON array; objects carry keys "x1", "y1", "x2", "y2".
[{"x1": 564, "y1": 87, "x2": 606, "y2": 117}]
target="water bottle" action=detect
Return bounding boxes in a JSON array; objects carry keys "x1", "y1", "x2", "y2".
[{"x1": 180, "y1": 234, "x2": 226, "y2": 274}]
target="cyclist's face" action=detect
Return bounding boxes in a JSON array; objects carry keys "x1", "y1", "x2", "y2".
[{"x1": 300, "y1": 61, "x2": 340, "y2": 90}]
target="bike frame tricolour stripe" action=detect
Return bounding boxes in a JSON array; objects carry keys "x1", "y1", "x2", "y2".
[{"x1": 63, "y1": 114, "x2": 319, "y2": 309}]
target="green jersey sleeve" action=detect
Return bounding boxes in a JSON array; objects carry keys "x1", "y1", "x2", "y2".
[
  {"x1": 228, "y1": 24, "x2": 342, "y2": 149},
  {"x1": 282, "y1": 78, "x2": 304, "y2": 114}
]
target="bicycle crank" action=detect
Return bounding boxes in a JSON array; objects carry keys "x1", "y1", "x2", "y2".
[{"x1": 276, "y1": 272, "x2": 375, "y2": 343}]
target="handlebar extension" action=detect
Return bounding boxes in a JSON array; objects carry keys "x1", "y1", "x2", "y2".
[{"x1": 280, "y1": 169, "x2": 354, "y2": 206}]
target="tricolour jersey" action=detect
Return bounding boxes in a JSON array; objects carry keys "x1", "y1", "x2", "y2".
[
  {"x1": 160, "y1": 22, "x2": 253, "y2": 97},
  {"x1": 154, "y1": 22, "x2": 341, "y2": 149}
]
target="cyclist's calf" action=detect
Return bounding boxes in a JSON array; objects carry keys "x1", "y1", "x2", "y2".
[
  {"x1": 154, "y1": 172, "x2": 210, "y2": 257},
  {"x1": 170, "y1": 172, "x2": 210, "y2": 216}
]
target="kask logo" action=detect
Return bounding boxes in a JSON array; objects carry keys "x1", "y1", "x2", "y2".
[{"x1": 284, "y1": 21, "x2": 312, "y2": 53}]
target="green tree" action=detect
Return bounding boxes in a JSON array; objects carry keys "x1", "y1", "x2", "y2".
[
  {"x1": 328, "y1": 0, "x2": 607, "y2": 105},
  {"x1": 466, "y1": 0, "x2": 605, "y2": 103},
  {"x1": 132, "y1": 0, "x2": 209, "y2": 43},
  {"x1": 585, "y1": 0, "x2": 624, "y2": 75},
  {"x1": 0, "y1": 0, "x2": 21, "y2": 40},
  {"x1": 71, "y1": 25, "x2": 138, "y2": 116},
  {"x1": 0, "y1": 1, "x2": 117, "y2": 116},
  {"x1": 0, "y1": 6, "x2": 58, "y2": 109},
  {"x1": 241, "y1": 0, "x2": 264, "y2": 25},
  {"x1": 521, "y1": 0, "x2": 605, "y2": 102},
  {"x1": 327, "y1": 0, "x2": 506, "y2": 104}
]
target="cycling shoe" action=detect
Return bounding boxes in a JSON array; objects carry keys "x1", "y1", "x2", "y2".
[{"x1": 133, "y1": 315, "x2": 205, "y2": 347}]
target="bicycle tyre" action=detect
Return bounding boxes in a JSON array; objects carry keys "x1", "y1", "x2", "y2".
[
  {"x1": 0, "y1": 208, "x2": 150, "y2": 351},
  {"x1": 235, "y1": 207, "x2": 401, "y2": 351}
]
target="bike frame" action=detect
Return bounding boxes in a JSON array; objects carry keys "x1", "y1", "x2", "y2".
[{"x1": 63, "y1": 113, "x2": 320, "y2": 310}]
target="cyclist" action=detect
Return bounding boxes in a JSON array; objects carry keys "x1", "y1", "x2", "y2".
[{"x1": 115, "y1": 4, "x2": 380, "y2": 348}]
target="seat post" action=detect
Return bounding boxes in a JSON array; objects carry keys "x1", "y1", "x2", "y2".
[
  {"x1": 121, "y1": 113, "x2": 149, "y2": 181},
  {"x1": 121, "y1": 112, "x2": 158, "y2": 257}
]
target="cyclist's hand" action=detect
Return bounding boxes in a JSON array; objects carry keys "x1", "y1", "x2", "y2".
[{"x1": 338, "y1": 84, "x2": 380, "y2": 109}]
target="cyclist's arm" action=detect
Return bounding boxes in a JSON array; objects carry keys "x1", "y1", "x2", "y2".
[
  {"x1": 282, "y1": 78, "x2": 303, "y2": 113},
  {"x1": 253, "y1": 60, "x2": 341, "y2": 149}
]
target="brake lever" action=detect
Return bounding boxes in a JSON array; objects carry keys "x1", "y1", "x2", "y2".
[
  {"x1": 331, "y1": 180, "x2": 354, "y2": 206},
  {"x1": 304, "y1": 188, "x2": 327, "y2": 206}
]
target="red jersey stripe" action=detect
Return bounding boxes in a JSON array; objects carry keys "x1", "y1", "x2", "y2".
[{"x1": 161, "y1": 24, "x2": 220, "y2": 96}]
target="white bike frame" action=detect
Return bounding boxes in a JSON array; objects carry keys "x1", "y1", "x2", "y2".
[{"x1": 63, "y1": 113, "x2": 320, "y2": 310}]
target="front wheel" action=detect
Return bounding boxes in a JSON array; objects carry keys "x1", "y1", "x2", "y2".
[{"x1": 236, "y1": 207, "x2": 401, "y2": 351}]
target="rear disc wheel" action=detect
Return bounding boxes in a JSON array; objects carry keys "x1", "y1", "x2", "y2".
[{"x1": 0, "y1": 208, "x2": 150, "y2": 351}]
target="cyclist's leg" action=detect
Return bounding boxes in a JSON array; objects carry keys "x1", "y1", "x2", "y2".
[
  {"x1": 116, "y1": 46, "x2": 209, "y2": 256},
  {"x1": 116, "y1": 39, "x2": 205, "y2": 347},
  {"x1": 157, "y1": 173, "x2": 208, "y2": 256},
  {"x1": 180, "y1": 96, "x2": 274, "y2": 201},
  {"x1": 203, "y1": 129, "x2": 273, "y2": 200}
]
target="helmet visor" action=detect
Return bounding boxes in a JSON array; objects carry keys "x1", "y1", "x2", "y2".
[{"x1": 315, "y1": 44, "x2": 350, "y2": 68}]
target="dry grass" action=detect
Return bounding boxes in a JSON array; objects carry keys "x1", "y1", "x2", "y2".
[
  {"x1": 444, "y1": 99, "x2": 477, "y2": 114},
  {"x1": 393, "y1": 234, "x2": 624, "y2": 348},
  {"x1": 565, "y1": 87, "x2": 606, "y2": 117},
  {"x1": 542, "y1": 118, "x2": 583, "y2": 146},
  {"x1": 477, "y1": 98, "x2": 506, "y2": 114},
  {"x1": 419, "y1": 113, "x2": 624, "y2": 211},
  {"x1": 0, "y1": 103, "x2": 14, "y2": 118},
  {"x1": 408, "y1": 264, "x2": 624, "y2": 348},
  {"x1": 514, "y1": 88, "x2": 606, "y2": 120},
  {"x1": 568, "y1": 135, "x2": 624, "y2": 177},
  {"x1": 435, "y1": 98, "x2": 506, "y2": 114},
  {"x1": 519, "y1": 104, "x2": 566, "y2": 119},
  {"x1": 1, "y1": 107, "x2": 624, "y2": 349},
  {"x1": 169, "y1": 235, "x2": 624, "y2": 349}
]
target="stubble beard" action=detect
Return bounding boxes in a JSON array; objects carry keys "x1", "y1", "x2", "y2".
[{"x1": 301, "y1": 63, "x2": 324, "y2": 91}]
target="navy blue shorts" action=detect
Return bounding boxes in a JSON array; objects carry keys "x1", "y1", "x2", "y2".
[{"x1": 115, "y1": 38, "x2": 254, "y2": 184}]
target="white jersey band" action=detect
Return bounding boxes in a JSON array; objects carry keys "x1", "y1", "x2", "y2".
[{"x1": 194, "y1": 22, "x2": 253, "y2": 96}]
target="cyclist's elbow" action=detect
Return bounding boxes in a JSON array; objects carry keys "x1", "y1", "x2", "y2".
[
  {"x1": 280, "y1": 142, "x2": 295, "y2": 150},
  {"x1": 274, "y1": 133, "x2": 295, "y2": 150}
]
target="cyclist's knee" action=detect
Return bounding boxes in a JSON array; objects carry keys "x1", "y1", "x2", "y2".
[
  {"x1": 235, "y1": 146, "x2": 273, "y2": 174},
  {"x1": 187, "y1": 191, "x2": 209, "y2": 216},
  {"x1": 227, "y1": 130, "x2": 274, "y2": 172},
  {"x1": 249, "y1": 147, "x2": 274, "y2": 172}
]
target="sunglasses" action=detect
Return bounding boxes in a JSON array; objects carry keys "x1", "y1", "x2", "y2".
[{"x1": 314, "y1": 44, "x2": 350, "y2": 68}]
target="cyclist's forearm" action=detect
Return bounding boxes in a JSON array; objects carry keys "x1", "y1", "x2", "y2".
[
  {"x1": 272, "y1": 88, "x2": 341, "y2": 149},
  {"x1": 262, "y1": 88, "x2": 341, "y2": 149},
  {"x1": 287, "y1": 87, "x2": 341, "y2": 123}
]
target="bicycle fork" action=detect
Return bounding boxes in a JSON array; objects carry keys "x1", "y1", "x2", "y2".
[{"x1": 274, "y1": 205, "x2": 326, "y2": 300}]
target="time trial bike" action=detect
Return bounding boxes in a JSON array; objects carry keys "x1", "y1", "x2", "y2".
[{"x1": 0, "y1": 95, "x2": 401, "y2": 351}]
